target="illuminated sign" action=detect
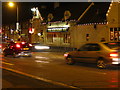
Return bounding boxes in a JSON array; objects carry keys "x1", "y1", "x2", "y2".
[
  {"x1": 47, "y1": 22, "x2": 70, "y2": 32},
  {"x1": 47, "y1": 27, "x2": 69, "y2": 32}
]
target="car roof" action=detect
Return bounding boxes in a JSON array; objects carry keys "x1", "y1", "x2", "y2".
[{"x1": 83, "y1": 42, "x2": 120, "y2": 45}]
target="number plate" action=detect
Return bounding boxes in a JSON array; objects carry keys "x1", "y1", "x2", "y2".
[{"x1": 23, "y1": 48, "x2": 29, "y2": 50}]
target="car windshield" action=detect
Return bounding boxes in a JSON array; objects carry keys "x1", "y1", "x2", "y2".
[{"x1": 104, "y1": 42, "x2": 120, "y2": 49}]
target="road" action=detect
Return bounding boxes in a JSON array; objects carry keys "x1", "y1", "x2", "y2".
[
  {"x1": 2, "y1": 69, "x2": 71, "y2": 89},
  {"x1": 0, "y1": 51, "x2": 120, "y2": 89}
]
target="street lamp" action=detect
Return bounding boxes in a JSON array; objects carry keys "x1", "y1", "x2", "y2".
[
  {"x1": 8, "y1": 2, "x2": 20, "y2": 36},
  {"x1": 8, "y1": 2, "x2": 14, "y2": 7}
]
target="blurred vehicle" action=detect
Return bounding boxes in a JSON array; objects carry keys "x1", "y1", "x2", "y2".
[
  {"x1": 0, "y1": 43, "x2": 2, "y2": 53},
  {"x1": 31, "y1": 43, "x2": 50, "y2": 51},
  {"x1": 64, "y1": 42, "x2": 120, "y2": 69},
  {"x1": 3, "y1": 41, "x2": 32, "y2": 57}
]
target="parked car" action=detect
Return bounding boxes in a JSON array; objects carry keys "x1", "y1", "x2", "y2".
[
  {"x1": 64, "y1": 42, "x2": 120, "y2": 69},
  {"x1": 3, "y1": 41, "x2": 32, "y2": 57},
  {"x1": 31, "y1": 43, "x2": 50, "y2": 51}
]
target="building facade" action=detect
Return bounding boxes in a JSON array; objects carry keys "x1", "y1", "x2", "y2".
[
  {"x1": 2, "y1": 2, "x2": 120, "y2": 49},
  {"x1": 30, "y1": 2, "x2": 120, "y2": 48}
]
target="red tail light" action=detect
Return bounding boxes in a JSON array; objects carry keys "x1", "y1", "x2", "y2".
[
  {"x1": 21, "y1": 42, "x2": 26, "y2": 44},
  {"x1": 64, "y1": 53, "x2": 68, "y2": 57},
  {"x1": 110, "y1": 52, "x2": 118, "y2": 58},
  {"x1": 16, "y1": 43, "x2": 21, "y2": 48},
  {"x1": 29, "y1": 44, "x2": 32, "y2": 47},
  {"x1": 0, "y1": 44, "x2": 2, "y2": 48}
]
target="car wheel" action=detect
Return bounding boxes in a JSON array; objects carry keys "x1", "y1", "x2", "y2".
[
  {"x1": 97, "y1": 59, "x2": 107, "y2": 69},
  {"x1": 66, "y1": 57, "x2": 75, "y2": 65}
]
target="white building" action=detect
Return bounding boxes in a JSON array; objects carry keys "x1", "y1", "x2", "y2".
[{"x1": 31, "y1": 2, "x2": 120, "y2": 49}]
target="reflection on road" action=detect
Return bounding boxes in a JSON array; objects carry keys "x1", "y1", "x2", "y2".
[{"x1": 0, "y1": 52, "x2": 120, "y2": 88}]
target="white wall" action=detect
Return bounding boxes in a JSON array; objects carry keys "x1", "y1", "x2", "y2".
[
  {"x1": 70, "y1": 24, "x2": 109, "y2": 48},
  {"x1": 107, "y1": 2, "x2": 120, "y2": 27}
]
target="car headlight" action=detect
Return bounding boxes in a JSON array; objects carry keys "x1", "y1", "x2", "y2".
[{"x1": 34, "y1": 46, "x2": 50, "y2": 50}]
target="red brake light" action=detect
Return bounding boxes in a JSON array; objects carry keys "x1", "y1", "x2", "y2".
[
  {"x1": 64, "y1": 53, "x2": 68, "y2": 57},
  {"x1": 21, "y1": 42, "x2": 25, "y2": 44},
  {"x1": 29, "y1": 44, "x2": 32, "y2": 47},
  {"x1": 16, "y1": 44, "x2": 21, "y2": 48},
  {"x1": 110, "y1": 52, "x2": 118, "y2": 58},
  {"x1": 0, "y1": 44, "x2": 2, "y2": 48}
]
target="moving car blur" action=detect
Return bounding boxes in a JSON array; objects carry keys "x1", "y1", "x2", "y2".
[
  {"x1": 0, "y1": 43, "x2": 2, "y2": 53},
  {"x1": 3, "y1": 41, "x2": 32, "y2": 57},
  {"x1": 64, "y1": 42, "x2": 120, "y2": 69},
  {"x1": 31, "y1": 43, "x2": 50, "y2": 51}
]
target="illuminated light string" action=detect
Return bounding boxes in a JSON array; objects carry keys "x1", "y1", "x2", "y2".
[
  {"x1": 42, "y1": 20, "x2": 106, "y2": 26},
  {"x1": 106, "y1": 2, "x2": 113, "y2": 16},
  {"x1": 77, "y1": 22, "x2": 106, "y2": 26}
]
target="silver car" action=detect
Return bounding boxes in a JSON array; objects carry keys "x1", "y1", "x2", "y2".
[{"x1": 64, "y1": 42, "x2": 120, "y2": 69}]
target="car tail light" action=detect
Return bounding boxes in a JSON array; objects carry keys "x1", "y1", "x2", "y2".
[
  {"x1": 29, "y1": 44, "x2": 32, "y2": 47},
  {"x1": 64, "y1": 53, "x2": 68, "y2": 57},
  {"x1": 0, "y1": 44, "x2": 2, "y2": 48},
  {"x1": 10, "y1": 45, "x2": 13, "y2": 49},
  {"x1": 16, "y1": 43, "x2": 21, "y2": 48},
  {"x1": 21, "y1": 42, "x2": 26, "y2": 44},
  {"x1": 110, "y1": 52, "x2": 118, "y2": 58}
]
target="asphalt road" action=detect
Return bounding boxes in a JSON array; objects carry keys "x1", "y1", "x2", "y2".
[
  {"x1": 0, "y1": 52, "x2": 120, "y2": 89},
  {"x1": 2, "y1": 69, "x2": 74, "y2": 89}
]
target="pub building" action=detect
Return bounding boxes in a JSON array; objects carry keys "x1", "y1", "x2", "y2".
[
  {"x1": 44, "y1": 21, "x2": 75, "y2": 47},
  {"x1": 23, "y1": 2, "x2": 120, "y2": 49}
]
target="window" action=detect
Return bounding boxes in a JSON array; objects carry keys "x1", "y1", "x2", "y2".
[
  {"x1": 63, "y1": 34, "x2": 70, "y2": 43},
  {"x1": 79, "y1": 44, "x2": 90, "y2": 51},
  {"x1": 110, "y1": 28, "x2": 120, "y2": 41},
  {"x1": 104, "y1": 42, "x2": 120, "y2": 49},
  {"x1": 47, "y1": 34, "x2": 53, "y2": 43},
  {"x1": 79, "y1": 44, "x2": 100, "y2": 51},
  {"x1": 88, "y1": 44, "x2": 100, "y2": 51}
]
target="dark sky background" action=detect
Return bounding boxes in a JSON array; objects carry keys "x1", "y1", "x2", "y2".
[
  {"x1": 2, "y1": 2, "x2": 55, "y2": 25},
  {"x1": 2, "y1": 2, "x2": 90, "y2": 25},
  {"x1": 2, "y1": 2, "x2": 110, "y2": 25}
]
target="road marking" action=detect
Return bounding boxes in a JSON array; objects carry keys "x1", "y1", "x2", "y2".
[
  {"x1": 1, "y1": 66, "x2": 80, "y2": 89},
  {"x1": 35, "y1": 60, "x2": 49, "y2": 63},
  {"x1": 1, "y1": 62, "x2": 14, "y2": 66},
  {"x1": 35, "y1": 56, "x2": 49, "y2": 59}
]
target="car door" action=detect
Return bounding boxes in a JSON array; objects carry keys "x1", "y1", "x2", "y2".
[
  {"x1": 75, "y1": 44, "x2": 91, "y2": 62},
  {"x1": 80, "y1": 44, "x2": 101, "y2": 63}
]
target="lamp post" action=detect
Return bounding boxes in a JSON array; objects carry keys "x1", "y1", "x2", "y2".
[{"x1": 8, "y1": 2, "x2": 20, "y2": 40}]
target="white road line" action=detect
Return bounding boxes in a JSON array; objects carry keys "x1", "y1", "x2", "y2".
[{"x1": 1, "y1": 66, "x2": 80, "y2": 89}]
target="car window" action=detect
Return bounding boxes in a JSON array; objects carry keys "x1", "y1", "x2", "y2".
[
  {"x1": 79, "y1": 44, "x2": 90, "y2": 51},
  {"x1": 79, "y1": 44, "x2": 100, "y2": 51},
  {"x1": 88, "y1": 44, "x2": 100, "y2": 51},
  {"x1": 104, "y1": 42, "x2": 120, "y2": 49}
]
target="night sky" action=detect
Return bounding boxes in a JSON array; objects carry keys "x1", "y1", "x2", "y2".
[
  {"x1": 2, "y1": 2, "x2": 110, "y2": 25},
  {"x1": 2, "y1": 2, "x2": 55, "y2": 25}
]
